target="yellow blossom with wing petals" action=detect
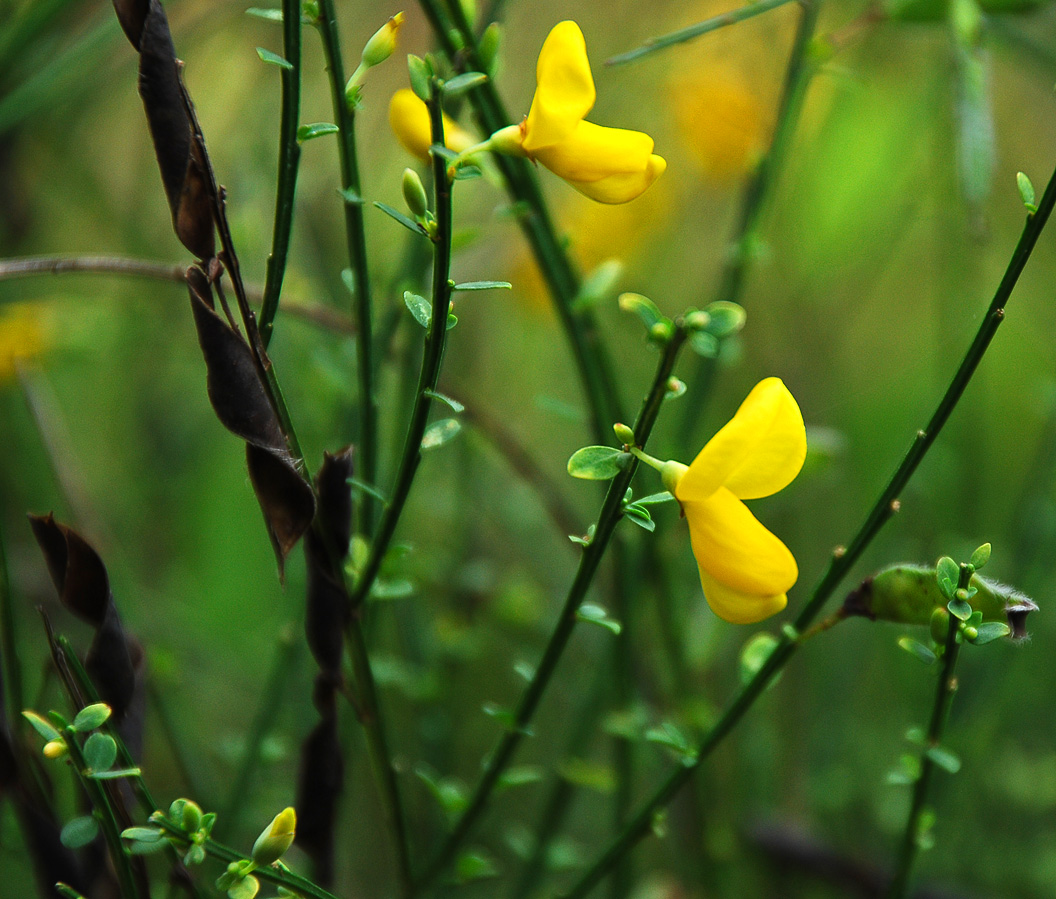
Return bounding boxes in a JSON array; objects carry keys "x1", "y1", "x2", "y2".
[
  {"x1": 668, "y1": 378, "x2": 805, "y2": 624},
  {"x1": 388, "y1": 89, "x2": 476, "y2": 162},
  {"x1": 518, "y1": 21, "x2": 666, "y2": 203}
]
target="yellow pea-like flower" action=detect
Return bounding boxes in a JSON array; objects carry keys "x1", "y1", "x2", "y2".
[
  {"x1": 518, "y1": 21, "x2": 666, "y2": 203},
  {"x1": 388, "y1": 89, "x2": 476, "y2": 162},
  {"x1": 666, "y1": 378, "x2": 806, "y2": 624}
]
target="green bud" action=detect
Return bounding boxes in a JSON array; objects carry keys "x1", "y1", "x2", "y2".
[
  {"x1": 843, "y1": 563, "x2": 1037, "y2": 639},
  {"x1": 43, "y1": 739, "x2": 67, "y2": 759},
  {"x1": 252, "y1": 807, "x2": 296, "y2": 866},
  {"x1": 963, "y1": 625, "x2": 979, "y2": 641},
  {"x1": 181, "y1": 800, "x2": 204, "y2": 834},
  {"x1": 649, "y1": 320, "x2": 673, "y2": 343},
  {"x1": 478, "y1": 22, "x2": 502, "y2": 75},
  {"x1": 402, "y1": 168, "x2": 429, "y2": 218},
  {"x1": 361, "y1": 13, "x2": 404, "y2": 68},
  {"x1": 683, "y1": 310, "x2": 710, "y2": 332},
  {"x1": 613, "y1": 423, "x2": 635, "y2": 446}
]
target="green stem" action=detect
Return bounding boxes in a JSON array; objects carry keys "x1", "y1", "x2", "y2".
[
  {"x1": 558, "y1": 159, "x2": 1056, "y2": 899},
  {"x1": 605, "y1": 0, "x2": 799, "y2": 66},
  {"x1": 413, "y1": 330, "x2": 688, "y2": 895},
  {"x1": 314, "y1": 0, "x2": 378, "y2": 532},
  {"x1": 62, "y1": 727, "x2": 145, "y2": 899},
  {"x1": 680, "y1": 0, "x2": 822, "y2": 444},
  {"x1": 259, "y1": 0, "x2": 303, "y2": 348},
  {"x1": 887, "y1": 587, "x2": 966, "y2": 898},
  {"x1": 417, "y1": 0, "x2": 623, "y2": 444},
  {"x1": 151, "y1": 816, "x2": 341, "y2": 899}
]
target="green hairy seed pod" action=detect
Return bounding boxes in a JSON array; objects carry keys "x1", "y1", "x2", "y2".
[{"x1": 843, "y1": 564, "x2": 1037, "y2": 638}]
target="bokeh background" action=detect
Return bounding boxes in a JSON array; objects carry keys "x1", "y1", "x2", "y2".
[{"x1": 3, "y1": 0, "x2": 1056, "y2": 896}]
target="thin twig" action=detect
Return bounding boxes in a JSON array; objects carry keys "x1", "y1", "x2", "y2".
[
  {"x1": 606, "y1": 0, "x2": 800, "y2": 66},
  {"x1": 558, "y1": 159, "x2": 1056, "y2": 899}
]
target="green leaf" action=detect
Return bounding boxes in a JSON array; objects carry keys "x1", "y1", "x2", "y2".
[
  {"x1": 246, "y1": 7, "x2": 284, "y2": 22},
  {"x1": 256, "y1": 47, "x2": 293, "y2": 69},
  {"x1": 567, "y1": 446, "x2": 627, "y2": 480},
  {"x1": 568, "y1": 524, "x2": 595, "y2": 547},
  {"x1": 498, "y1": 766, "x2": 543, "y2": 791},
  {"x1": 122, "y1": 826, "x2": 164, "y2": 843},
  {"x1": 443, "y1": 71, "x2": 488, "y2": 96},
  {"x1": 452, "y1": 280, "x2": 512, "y2": 291},
  {"x1": 375, "y1": 201, "x2": 427, "y2": 236},
  {"x1": 347, "y1": 477, "x2": 388, "y2": 503},
  {"x1": 455, "y1": 850, "x2": 498, "y2": 883},
  {"x1": 635, "y1": 491, "x2": 675, "y2": 506},
  {"x1": 423, "y1": 389, "x2": 464, "y2": 413},
  {"x1": 23, "y1": 710, "x2": 61, "y2": 742},
  {"x1": 296, "y1": 122, "x2": 338, "y2": 142},
  {"x1": 83, "y1": 732, "x2": 117, "y2": 772},
  {"x1": 622, "y1": 503, "x2": 655, "y2": 532},
  {"x1": 618, "y1": 292, "x2": 665, "y2": 331},
  {"x1": 408, "y1": 54, "x2": 432, "y2": 101},
  {"x1": 421, "y1": 418, "x2": 462, "y2": 450},
  {"x1": 227, "y1": 873, "x2": 260, "y2": 899},
  {"x1": 926, "y1": 745, "x2": 962, "y2": 774},
  {"x1": 404, "y1": 291, "x2": 431, "y2": 328},
  {"x1": 446, "y1": 312, "x2": 459, "y2": 330},
  {"x1": 371, "y1": 579, "x2": 415, "y2": 600},
  {"x1": 557, "y1": 758, "x2": 615, "y2": 793},
  {"x1": 968, "y1": 621, "x2": 1010, "y2": 645},
  {"x1": 88, "y1": 767, "x2": 142, "y2": 780},
  {"x1": 886, "y1": 753, "x2": 920, "y2": 785},
  {"x1": 576, "y1": 603, "x2": 622, "y2": 635},
  {"x1": 415, "y1": 766, "x2": 468, "y2": 818},
  {"x1": 947, "y1": 597, "x2": 973, "y2": 621},
  {"x1": 968, "y1": 542, "x2": 992, "y2": 570},
  {"x1": 703, "y1": 301, "x2": 746, "y2": 338},
  {"x1": 1017, "y1": 172, "x2": 1038, "y2": 212},
  {"x1": 451, "y1": 164, "x2": 483, "y2": 181},
  {"x1": 573, "y1": 259, "x2": 623, "y2": 311},
  {"x1": 482, "y1": 703, "x2": 530, "y2": 734},
  {"x1": 61, "y1": 816, "x2": 99, "y2": 849},
  {"x1": 688, "y1": 330, "x2": 719, "y2": 358},
  {"x1": 898, "y1": 636, "x2": 937, "y2": 665},
  {"x1": 72, "y1": 703, "x2": 112, "y2": 733},
  {"x1": 645, "y1": 722, "x2": 697, "y2": 762},
  {"x1": 339, "y1": 186, "x2": 363, "y2": 205},
  {"x1": 739, "y1": 632, "x2": 780, "y2": 687},
  {"x1": 936, "y1": 556, "x2": 959, "y2": 599}
]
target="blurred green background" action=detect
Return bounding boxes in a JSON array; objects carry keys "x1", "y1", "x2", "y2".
[{"x1": 2, "y1": 0, "x2": 1056, "y2": 896}]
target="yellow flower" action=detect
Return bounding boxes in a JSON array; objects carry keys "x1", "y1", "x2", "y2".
[
  {"x1": 667, "y1": 378, "x2": 805, "y2": 624},
  {"x1": 388, "y1": 89, "x2": 477, "y2": 162},
  {"x1": 361, "y1": 12, "x2": 404, "y2": 69},
  {"x1": 251, "y1": 806, "x2": 296, "y2": 866},
  {"x1": 0, "y1": 302, "x2": 48, "y2": 385},
  {"x1": 516, "y1": 21, "x2": 666, "y2": 203}
]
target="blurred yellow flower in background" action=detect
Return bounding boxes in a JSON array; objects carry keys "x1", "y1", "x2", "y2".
[
  {"x1": 671, "y1": 74, "x2": 767, "y2": 180},
  {"x1": 0, "y1": 302, "x2": 49, "y2": 385},
  {"x1": 665, "y1": 378, "x2": 805, "y2": 624},
  {"x1": 388, "y1": 88, "x2": 476, "y2": 162},
  {"x1": 515, "y1": 21, "x2": 666, "y2": 203}
]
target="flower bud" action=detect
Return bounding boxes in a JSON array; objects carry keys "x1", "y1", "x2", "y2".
[
  {"x1": 361, "y1": 13, "x2": 404, "y2": 68},
  {"x1": 43, "y1": 739, "x2": 67, "y2": 759},
  {"x1": 486, "y1": 124, "x2": 528, "y2": 158},
  {"x1": 181, "y1": 800, "x2": 204, "y2": 833},
  {"x1": 402, "y1": 168, "x2": 429, "y2": 218},
  {"x1": 929, "y1": 606, "x2": 950, "y2": 645},
  {"x1": 613, "y1": 423, "x2": 635, "y2": 446},
  {"x1": 251, "y1": 807, "x2": 296, "y2": 866},
  {"x1": 683, "y1": 310, "x2": 710, "y2": 332}
]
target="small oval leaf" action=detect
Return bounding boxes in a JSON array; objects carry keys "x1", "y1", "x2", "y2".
[{"x1": 567, "y1": 446, "x2": 627, "y2": 480}]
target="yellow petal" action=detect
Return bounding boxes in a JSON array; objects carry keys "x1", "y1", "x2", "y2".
[
  {"x1": 565, "y1": 153, "x2": 667, "y2": 204},
  {"x1": 697, "y1": 567, "x2": 787, "y2": 625},
  {"x1": 523, "y1": 21, "x2": 596, "y2": 153},
  {"x1": 677, "y1": 377, "x2": 805, "y2": 502},
  {"x1": 682, "y1": 486, "x2": 797, "y2": 596},
  {"x1": 389, "y1": 89, "x2": 476, "y2": 162}
]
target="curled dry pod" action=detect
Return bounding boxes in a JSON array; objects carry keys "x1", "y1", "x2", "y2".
[{"x1": 843, "y1": 563, "x2": 1037, "y2": 639}]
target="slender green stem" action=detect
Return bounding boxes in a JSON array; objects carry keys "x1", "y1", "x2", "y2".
[
  {"x1": 413, "y1": 330, "x2": 688, "y2": 895},
  {"x1": 417, "y1": 0, "x2": 623, "y2": 444},
  {"x1": 313, "y1": 0, "x2": 378, "y2": 532},
  {"x1": 558, "y1": 160, "x2": 1056, "y2": 899},
  {"x1": 605, "y1": 0, "x2": 799, "y2": 66},
  {"x1": 151, "y1": 815, "x2": 341, "y2": 899},
  {"x1": 259, "y1": 0, "x2": 303, "y2": 348},
  {"x1": 348, "y1": 88, "x2": 455, "y2": 613},
  {"x1": 680, "y1": 0, "x2": 822, "y2": 443},
  {"x1": 887, "y1": 585, "x2": 966, "y2": 898},
  {"x1": 62, "y1": 727, "x2": 145, "y2": 899}
]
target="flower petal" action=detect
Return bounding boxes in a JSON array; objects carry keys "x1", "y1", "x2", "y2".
[
  {"x1": 389, "y1": 89, "x2": 475, "y2": 162},
  {"x1": 677, "y1": 377, "x2": 805, "y2": 502},
  {"x1": 683, "y1": 486, "x2": 797, "y2": 596},
  {"x1": 564, "y1": 153, "x2": 667, "y2": 204},
  {"x1": 523, "y1": 21, "x2": 596, "y2": 153},
  {"x1": 697, "y1": 568, "x2": 787, "y2": 625}
]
